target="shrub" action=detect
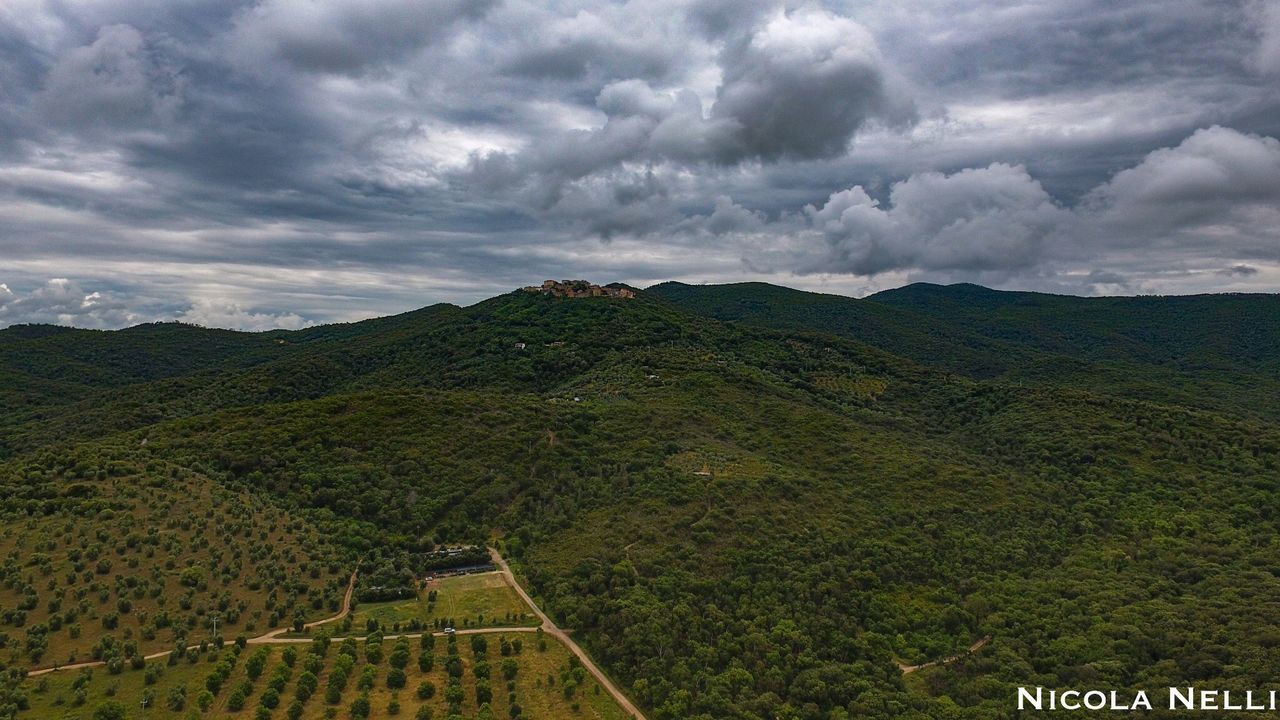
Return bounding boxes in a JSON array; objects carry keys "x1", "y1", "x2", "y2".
[
  {"x1": 350, "y1": 693, "x2": 371, "y2": 719},
  {"x1": 92, "y1": 701, "x2": 126, "y2": 720},
  {"x1": 260, "y1": 687, "x2": 280, "y2": 709}
]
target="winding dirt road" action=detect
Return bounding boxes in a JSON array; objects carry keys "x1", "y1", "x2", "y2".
[
  {"x1": 897, "y1": 636, "x2": 991, "y2": 674},
  {"x1": 489, "y1": 547, "x2": 648, "y2": 720},
  {"x1": 29, "y1": 571, "x2": 359, "y2": 676},
  {"x1": 29, "y1": 547, "x2": 978, "y2": 718},
  {"x1": 27, "y1": 555, "x2": 648, "y2": 720},
  {"x1": 251, "y1": 570, "x2": 357, "y2": 642},
  {"x1": 29, "y1": 552, "x2": 647, "y2": 719}
]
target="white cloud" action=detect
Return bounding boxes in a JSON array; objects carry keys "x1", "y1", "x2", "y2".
[
  {"x1": 0, "y1": 278, "x2": 142, "y2": 328},
  {"x1": 802, "y1": 163, "x2": 1069, "y2": 275},
  {"x1": 1084, "y1": 126, "x2": 1280, "y2": 252},
  {"x1": 780, "y1": 126, "x2": 1280, "y2": 286},
  {"x1": 175, "y1": 299, "x2": 311, "y2": 331}
]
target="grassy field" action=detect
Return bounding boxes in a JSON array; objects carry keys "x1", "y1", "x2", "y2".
[
  {"x1": 20, "y1": 630, "x2": 630, "y2": 720},
  {"x1": 350, "y1": 573, "x2": 539, "y2": 633},
  {"x1": 0, "y1": 464, "x2": 349, "y2": 670}
]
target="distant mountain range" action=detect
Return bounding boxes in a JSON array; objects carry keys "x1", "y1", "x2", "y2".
[{"x1": 651, "y1": 281, "x2": 1280, "y2": 420}]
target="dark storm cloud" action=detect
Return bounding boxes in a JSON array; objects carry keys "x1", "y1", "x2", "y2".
[
  {"x1": 38, "y1": 24, "x2": 183, "y2": 132},
  {"x1": 472, "y1": 5, "x2": 910, "y2": 182},
  {"x1": 877, "y1": 1, "x2": 1258, "y2": 98},
  {"x1": 229, "y1": 0, "x2": 496, "y2": 76},
  {"x1": 710, "y1": 8, "x2": 914, "y2": 161},
  {"x1": 1, "y1": 0, "x2": 1279, "y2": 329}
]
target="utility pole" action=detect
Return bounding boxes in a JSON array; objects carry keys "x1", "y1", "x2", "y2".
[{"x1": 210, "y1": 613, "x2": 219, "y2": 638}]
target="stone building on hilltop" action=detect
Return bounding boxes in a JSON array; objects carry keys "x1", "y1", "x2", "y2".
[{"x1": 523, "y1": 280, "x2": 635, "y2": 299}]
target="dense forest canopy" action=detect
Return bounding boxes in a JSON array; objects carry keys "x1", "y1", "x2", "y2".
[{"x1": 2, "y1": 282, "x2": 1279, "y2": 719}]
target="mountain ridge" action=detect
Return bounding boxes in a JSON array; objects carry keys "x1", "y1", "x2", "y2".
[{"x1": 3, "y1": 280, "x2": 1280, "y2": 720}]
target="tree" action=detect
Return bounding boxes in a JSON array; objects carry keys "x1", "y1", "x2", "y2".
[
  {"x1": 261, "y1": 687, "x2": 280, "y2": 709},
  {"x1": 350, "y1": 693, "x2": 371, "y2": 719},
  {"x1": 444, "y1": 680, "x2": 465, "y2": 704},
  {"x1": 92, "y1": 701, "x2": 126, "y2": 720},
  {"x1": 445, "y1": 656, "x2": 463, "y2": 678},
  {"x1": 166, "y1": 685, "x2": 187, "y2": 711},
  {"x1": 390, "y1": 643, "x2": 410, "y2": 670},
  {"x1": 296, "y1": 670, "x2": 318, "y2": 701},
  {"x1": 247, "y1": 647, "x2": 270, "y2": 679}
]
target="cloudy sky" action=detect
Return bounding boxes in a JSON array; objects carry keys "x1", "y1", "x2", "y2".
[{"x1": 2, "y1": 0, "x2": 1279, "y2": 329}]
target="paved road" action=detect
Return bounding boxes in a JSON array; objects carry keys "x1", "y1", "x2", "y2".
[{"x1": 489, "y1": 547, "x2": 647, "y2": 720}]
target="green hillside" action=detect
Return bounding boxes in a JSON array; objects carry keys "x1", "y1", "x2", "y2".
[
  {"x1": 2, "y1": 283, "x2": 1279, "y2": 720},
  {"x1": 649, "y1": 281, "x2": 1280, "y2": 421},
  {"x1": 869, "y1": 282, "x2": 1280, "y2": 371}
]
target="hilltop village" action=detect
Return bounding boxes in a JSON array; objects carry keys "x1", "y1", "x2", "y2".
[{"x1": 523, "y1": 279, "x2": 635, "y2": 298}]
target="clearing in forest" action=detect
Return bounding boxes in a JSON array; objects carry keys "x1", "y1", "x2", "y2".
[{"x1": 350, "y1": 572, "x2": 539, "y2": 633}]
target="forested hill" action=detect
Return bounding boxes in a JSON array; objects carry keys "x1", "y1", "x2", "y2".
[
  {"x1": 869, "y1": 282, "x2": 1280, "y2": 372},
  {"x1": 2, "y1": 283, "x2": 1280, "y2": 720},
  {"x1": 649, "y1": 280, "x2": 1280, "y2": 420}
]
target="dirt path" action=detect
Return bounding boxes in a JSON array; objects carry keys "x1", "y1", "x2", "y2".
[
  {"x1": 622, "y1": 540, "x2": 641, "y2": 577},
  {"x1": 243, "y1": 626, "x2": 541, "y2": 644},
  {"x1": 28, "y1": 571, "x2": 358, "y2": 676},
  {"x1": 28, "y1": 625, "x2": 538, "y2": 674},
  {"x1": 253, "y1": 570, "x2": 357, "y2": 642},
  {"x1": 29, "y1": 550, "x2": 648, "y2": 720},
  {"x1": 897, "y1": 636, "x2": 991, "y2": 674},
  {"x1": 489, "y1": 547, "x2": 648, "y2": 720},
  {"x1": 27, "y1": 660, "x2": 103, "y2": 678}
]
